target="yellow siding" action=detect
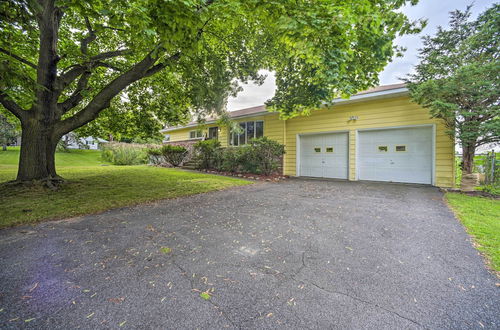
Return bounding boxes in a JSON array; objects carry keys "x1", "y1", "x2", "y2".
[
  {"x1": 283, "y1": 96, "x2": 454, "y2": 187},
  {"x1": 164, "y1": 95, "x2": 455, "y2": 187}
]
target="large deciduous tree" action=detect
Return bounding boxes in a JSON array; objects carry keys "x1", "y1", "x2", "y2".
[
  {"x1": 406, "y1": 4, "x2": 500, "y2": 175},
  {"x1": 0, "y1": 0, "x2": 421, "y2": 184}
]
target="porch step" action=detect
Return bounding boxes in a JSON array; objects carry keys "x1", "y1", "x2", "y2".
[{"x1": 181, "y1": 159, "x2": 201, "y2": 170}]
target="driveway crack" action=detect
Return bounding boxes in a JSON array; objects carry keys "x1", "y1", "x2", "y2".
[
  {"x1": 305, "y1": 280, "x2": 428, "y2": 329},
  {"x1": 169, "y1": 257, "x2": 238, "y2": 329}
]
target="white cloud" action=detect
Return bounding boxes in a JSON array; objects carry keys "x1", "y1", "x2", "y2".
[{"x1": 227, "y1": 0, "x2": 496, "y2": 111}]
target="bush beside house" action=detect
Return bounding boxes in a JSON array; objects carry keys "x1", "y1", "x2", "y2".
[{"x1": 194, "y1": 137, "x2": 285, "y2": 176}]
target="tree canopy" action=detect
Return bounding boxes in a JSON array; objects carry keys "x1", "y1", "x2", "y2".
[
  {"x1": 405, "y1": 4, "x2": 500, "y2": 174},
  {"x1": 0, "y1": 0, "x2": 421, "y2": 182}
]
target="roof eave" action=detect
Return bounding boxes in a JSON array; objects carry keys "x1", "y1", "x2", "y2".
[{"x1": 161, "y1": 87, "x2": 409, "y2": 133}]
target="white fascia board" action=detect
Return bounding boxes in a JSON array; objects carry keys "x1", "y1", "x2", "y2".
[{"x1": 331, "y1": 88, "x2": 409, "y2": 105}]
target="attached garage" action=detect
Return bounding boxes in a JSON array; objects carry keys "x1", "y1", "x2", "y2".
[
  {"x1": 298, "y1": 132, "x2": 349, "y2": 179},
  {"x1": 357, "y1": 126, "x2": 434, "y2": 184}
]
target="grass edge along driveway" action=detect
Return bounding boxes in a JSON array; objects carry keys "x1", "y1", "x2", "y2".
[
  {"x1": 0, "y1": 165, "x2": 251, "y2": 229},
  {"x1": 446, "y1": 193, "x2": 500, "y2": 273}
]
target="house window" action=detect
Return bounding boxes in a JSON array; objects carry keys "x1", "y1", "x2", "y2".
[
  {"x1": 378, "y1": 146, "x2": 388, "y2": 152},
  {"x1": 189, "y1": 130, "x2": 203, "y2": 139},
  {"x1": 230, "y1": 121, "x2": 264, "y2": 146},
  {"x1": 163, "y1": 134, "x2": 170, "y2": 142},
  {"x1": 208, "y1": 127, "x2": 218, "y2": 140},
  {"x1": 395, "y1": 145, "x2": 407, "y2": 152}
]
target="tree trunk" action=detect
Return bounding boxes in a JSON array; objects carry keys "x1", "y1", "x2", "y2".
[
  {"x1": 16, "y1": 119, "x2": 59, "y2": 183},
  {"x1": 462, "y1": 144, "x2": 475, "y2": 175}
]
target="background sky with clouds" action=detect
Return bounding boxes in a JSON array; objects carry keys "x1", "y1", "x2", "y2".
[{"x1": 227, "y1": 0, "x2": 497, "y2": 111}]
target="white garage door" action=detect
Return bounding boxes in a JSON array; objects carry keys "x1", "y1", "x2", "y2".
[
  {"x1": 299, "y1": 132, "x2": 348, "y2": 179},
  {"x1": 358, "y1": 126, "x2": 433, "y2": 184}
]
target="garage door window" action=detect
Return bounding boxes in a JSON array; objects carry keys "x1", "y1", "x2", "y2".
[
  {"x1": 326, "y1": 147, "x2": 334, "y2": 153},
  {"x1": 314, "y1": 147, "x2": 321, "y2": 153},
  {"x1": 378, "y1": 146, "x2": 388, "y2": 152},
  {"x1": 395, "y1": 145, "x2": 407, "y2": 152}
]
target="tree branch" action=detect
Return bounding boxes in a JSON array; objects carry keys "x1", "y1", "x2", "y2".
[
  {"x1": 0, "y1": 91, "x2": 28, "y2": 120},
  {"x1": 144, "y1": 52, "x2": 181, "y2": 77},
  {"x1": 54, "y1": 51, "x2": 159, "y2": 135},
  {"x1": 0, "y1": 47, "x2": 37, "y2": 69},
  {"x1": 80, "y1": 16, "x2": 96, "y2": 55},
  {"x1": 57, "y1": 70, "x2": 91, "y2": 114},
  {"x1": 55, "y1": 47, "x2": 185, "y2": 136}
]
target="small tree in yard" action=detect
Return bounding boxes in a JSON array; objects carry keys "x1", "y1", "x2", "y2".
[
  {"x1": 405, "y1": 5, "x2": 500, "y2": 176},
  {"x1": 0, "y1": 113, "x2": 17, "y2": 151},
  {"x1": 0, "y1": 0, "x2": 421, "y2": 185}
]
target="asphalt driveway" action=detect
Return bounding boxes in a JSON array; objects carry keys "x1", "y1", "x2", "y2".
[{"x1": 0, "y1": 179, "x2": 498, "y2": 329}]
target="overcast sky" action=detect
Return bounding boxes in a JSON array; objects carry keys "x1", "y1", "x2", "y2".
[{"x1": 227, "y1": 0, "x2": 497, "y2": 111}]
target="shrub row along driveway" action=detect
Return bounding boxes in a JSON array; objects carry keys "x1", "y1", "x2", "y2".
[{"x1": 0, "y1": 179, "x2": 498, "y2": 329}]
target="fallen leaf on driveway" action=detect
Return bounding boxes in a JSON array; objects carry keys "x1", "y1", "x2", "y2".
[
  {"x1": 200, "y1": 292, "x2": 211, "y2": 300},
  {"x1": 107, "y1": 297, "x2": 125, "y2": 304},
  {"x1": 29, "y1": 282, "x2": 39, "y2": 292},
  {"x1": 160, "y1": 247, "x2": 172, "y2": 254}
]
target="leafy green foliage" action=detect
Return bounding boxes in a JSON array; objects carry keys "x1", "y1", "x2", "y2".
[
  {"x1": 218, "y1": 147, "x2": 244, "y2": 172},
  {"x1": 245, "y1": 137, "x2": 286, "y2": 175},
  {"x1": 406, "y1": 4, "x2": 500, "y2": 173},
  {"x1": 159, "y1": 144, "x2": 188, "y2": 167},
  {"x1": 146, "y1": 148, "x2": 162, "y2": 157},
  {"x1": 196, "y1": 137, "x2": 285, "y2": 175},
  {"x1": 1, "y1": 0, "x2": 421, "y2": 138},
  {"x1": 194, "y1": 139, "x2": 222, "y2": 169},
  {"x1": 101, "y1": 143, "x2": 148, "y2": 165}
]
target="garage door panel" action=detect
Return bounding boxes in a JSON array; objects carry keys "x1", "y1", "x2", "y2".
[
  {"x1": 358, "y1": 127, "x2": 432, "y2": 184},
  {"x1": 299, "y1": 132, "x2": 348, "y2": 179}
]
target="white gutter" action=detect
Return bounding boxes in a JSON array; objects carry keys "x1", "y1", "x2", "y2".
[{"x1": 161, "y1": 87, "x2": 409, "y2": 133}]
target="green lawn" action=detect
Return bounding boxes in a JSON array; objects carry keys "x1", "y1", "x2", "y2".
[
  {"x1": 446, "y1": 193, "x2": 500, "y2": 272},
  {"x1": 0, "y1": 148, "x2": 251, "y2": 228},
  {"x1": 0, "y1": 146, "x2": 109, "y2": 167}
]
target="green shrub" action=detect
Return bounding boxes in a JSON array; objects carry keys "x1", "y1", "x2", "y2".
[
  {"x1": 101, "y1": 143, "x2": 148, "y2": 165},
  {"x1": 146, "y1": 148, "x2": 163, "y2": 165},
  {"x1": 160, "y1": 144, "x2": 188, "y2": 167},
  {"x1": 218, "y1": 147, "x2": 243, "y2": 172},
  {"x1": 246, "y1": 137, "x2": 285, "y2": 175},
  {"x1": 146, "y1": 148, "x2": 162, "y2": 157},
  {"x1": 194, "y1": 139, "x2": 222, "y2": 169}
]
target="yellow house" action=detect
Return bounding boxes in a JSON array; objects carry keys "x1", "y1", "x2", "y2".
[{"x1": 162, "y1": 84, "x2": 455, "y2": 187}]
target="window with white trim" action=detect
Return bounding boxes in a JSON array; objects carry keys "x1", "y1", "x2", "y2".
[
  {"x1": 189, "y1": 130, "x2": 203, "y2": 139},
  {"x1": 230, "y1": 121, "x2": 264, "y2": 146}
]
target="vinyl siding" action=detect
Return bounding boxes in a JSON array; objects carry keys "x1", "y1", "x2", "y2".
[
  {"x1": 167, "y1": 115, "x2": 284, "y2": 147},
  {"x1": 284, "y1": 96, "x2": 454, "y2": 187},
  {"x1": 164, "y1": 95, "x2": 455, "y2": 187}
]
